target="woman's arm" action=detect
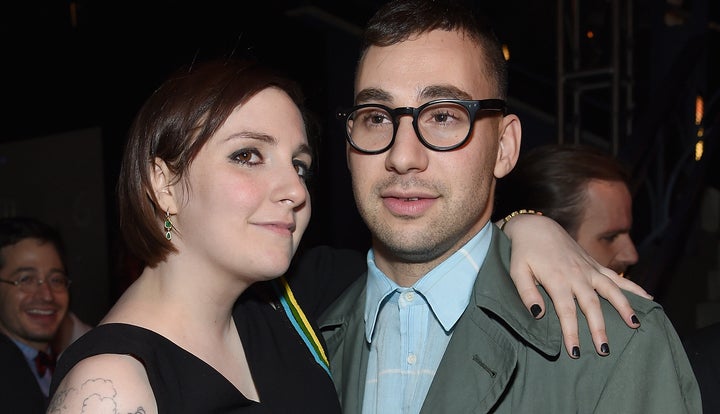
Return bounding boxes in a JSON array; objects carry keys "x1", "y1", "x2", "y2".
[
  {"x1": 48, "y1": 355, "x2": 157, "y2": 414},
  {"x1": 501, "y1": 213, "x2": 651, "y2": 359}
]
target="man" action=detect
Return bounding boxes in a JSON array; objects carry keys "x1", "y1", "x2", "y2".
[
  {"x1": 494, "y1": 143, "x2": 639, "y2": 276},
  {"x1": 0, "y1": 216, "x2": 70, "y2": 413},
  {"x1": 318, "y1": 1, "x2": 700, "y2": 412}
]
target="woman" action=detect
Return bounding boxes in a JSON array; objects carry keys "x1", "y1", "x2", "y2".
[{"x1": 48, "y1": 58, "x2": 646, "y2": 413}]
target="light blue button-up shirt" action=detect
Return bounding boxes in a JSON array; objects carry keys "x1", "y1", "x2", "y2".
[{"x1": 362, "y1": 222, "x2": 493, "y2": 414}]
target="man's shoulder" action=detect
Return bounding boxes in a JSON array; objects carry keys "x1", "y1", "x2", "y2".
[
  {"x1": 600, "y1": 290, "x2": 667, "y2": 330},
  {"x1": 0, "y1": 333, "x2": 43, "y2": 397},
  {"x1": 0, "y1": 332, "x2": 27, "y2": 363}
]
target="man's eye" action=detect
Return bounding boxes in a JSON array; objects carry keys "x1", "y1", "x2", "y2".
[
  {"x1": 49, "y1": 275, "x2": 69, "y2": 287},
  {"x1": 17, "y1": 274, "x2": 36, "y2": 286}
]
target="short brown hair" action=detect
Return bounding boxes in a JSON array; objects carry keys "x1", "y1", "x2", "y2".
[
  {"x1": 117, "y1": 59, "x2": 308, "y2": 267},
  {"x1": 360, "y1": 0, "x2": 508, "y2": 99},
  {"x1": 494, "y1": 144, "x2": 631, "y2": 237}
]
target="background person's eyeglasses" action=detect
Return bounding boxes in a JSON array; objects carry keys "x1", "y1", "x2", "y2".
[
  {"x1": 0, "y1": 274, "x2": 71, "y2": 293},
  {"x1": 336, "y1": 98, "x2": 507, "y2": 155}
]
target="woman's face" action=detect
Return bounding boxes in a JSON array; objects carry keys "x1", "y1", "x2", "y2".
[{"x1": 171, "y1": 87, "x2": 312, "y2": 284}]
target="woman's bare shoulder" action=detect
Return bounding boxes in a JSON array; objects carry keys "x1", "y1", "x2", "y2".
[{"x1": 48, "y1": 354, "x2": 157, "y2": 414}]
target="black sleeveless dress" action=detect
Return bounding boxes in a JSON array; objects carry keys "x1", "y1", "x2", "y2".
[{"x1": 50, "y1": 245, "x2": 367, "y2": 413}]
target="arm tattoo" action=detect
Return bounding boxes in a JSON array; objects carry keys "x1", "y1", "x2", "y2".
[{"x1": 47, "y1": 377, "x2": 147, "y2": 414}]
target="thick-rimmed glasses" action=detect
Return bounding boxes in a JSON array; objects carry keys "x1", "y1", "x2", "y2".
[
  {"x1": 0, "y1": 274, "x2": 71, "y2": 293},
  {"x1": 337, "y1": 98, "x2": 507, "y2": 154}
]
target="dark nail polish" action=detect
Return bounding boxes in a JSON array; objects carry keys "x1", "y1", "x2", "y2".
[
  {"x1": 600, "y1": 343, "x2": 610, "y2": 354},
  {"x1": 631, "y1": 315, "x2": 640, "y2": 325},
  {"x1": 530, "y1": 304, "x2": 542, "y2": 318},
  {"x1": 572, "y1": 346, "x2": 580, "y2": 358}
]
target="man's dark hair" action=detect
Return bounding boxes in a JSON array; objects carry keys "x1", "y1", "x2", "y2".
[
  {"x1": 0, "y1": 216, "x2": 67, "y2": 270},
  {"x1": 360, "y1": 0, "x2": 508, "y2": 98}
]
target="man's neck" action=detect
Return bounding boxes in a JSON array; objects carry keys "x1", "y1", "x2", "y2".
[{"x1": 371, "y1": 222, "x2": 491, "y2": 287}]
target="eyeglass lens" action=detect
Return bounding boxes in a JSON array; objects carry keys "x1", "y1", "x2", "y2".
[
  {"x1": 15, "y1": 274, "x2": 70, "y2": 292},
  {"x1": 347, "y1": 101, "x2": 472, "y2": 152}
]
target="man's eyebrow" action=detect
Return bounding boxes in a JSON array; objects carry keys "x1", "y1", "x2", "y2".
[
  {"x1": 355, "y1": 85, "x2": 473, "y2": 105},
  {"x1": 355, "y1": 88, "x2": 393, "y2": 104},
  {"x1": 421, "y1": 85, "x2": 472, "y2": 100},
  {"x1": 8, "y1": 266, "x2": 39, "y2": 276},
  {"x1": 600, "y1": 227, "x2": 632, "y2": 238}
]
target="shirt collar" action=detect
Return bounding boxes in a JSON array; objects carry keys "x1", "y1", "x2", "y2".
[
  {"x1": 9, "y1": 336, "x2": 50, "y2": 365},
  {"x1": 364, "y1": 222, "x2": 493, "y2": 342}
]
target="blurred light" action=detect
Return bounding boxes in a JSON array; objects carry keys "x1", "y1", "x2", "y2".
[
  {"x1": 695, "y1": 95, "x2": 704, "y2": 125},
  {"x1": 695, "y1": 139, "x2": 704, "y2": 161},
  {"x1": 70, "y1": 2, "x2": 78, "y2": 28},
  {"x1": 695, "y1": 95, "x2": 704, "y2": 161},
  {"x1": 586, "y1": 30, "x2": 595, "y2": 39},
  {"x1": 502, "y1": 44, "x2": 510, "y2": 61}
]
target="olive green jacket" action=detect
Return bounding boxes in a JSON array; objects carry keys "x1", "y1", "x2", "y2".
[{"x1": 318, "y1": 228, "x2": 701, "y2": 413}]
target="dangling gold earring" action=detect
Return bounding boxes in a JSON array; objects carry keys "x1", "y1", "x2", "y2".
[{"x1": 164, "y1": 209, "x2": 174, "y2": 240}]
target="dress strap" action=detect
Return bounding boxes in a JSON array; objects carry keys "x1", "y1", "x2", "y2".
[{"x1": 272, "y1": 276, "x2": 331, "y2": 375}]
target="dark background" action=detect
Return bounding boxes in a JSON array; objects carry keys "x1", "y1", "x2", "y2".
[{"x1": 1, "y1": 0, "x2": 718, "y2": 337}]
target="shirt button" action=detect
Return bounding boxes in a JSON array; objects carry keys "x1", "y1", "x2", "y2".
[
  {"x1": 404, "y1": 291, "x2": 415, "y2": 302},
  {"x1": 407, "y1": 353, "x2": 417, "y2": 364}
]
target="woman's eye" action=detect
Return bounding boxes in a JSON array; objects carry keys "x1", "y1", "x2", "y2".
[
  {"x1": 294, "y1": 160, "x2": 312, "y2": 181},
  {"x1": 231, "y1": 149, "x2": 262, "y2": 165}
]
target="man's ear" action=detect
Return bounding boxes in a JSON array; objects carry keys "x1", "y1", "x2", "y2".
[
  {"x1": 150, "y1": 158, "x2": 178, "y2": 214},
  {"x1": 494, "y1": 114, "x2": 522, "y2": 179}
]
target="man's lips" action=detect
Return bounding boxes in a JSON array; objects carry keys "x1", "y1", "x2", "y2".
[
  {"x1": 24, "y1": 308, "x2": 61, "y2": 325},
  {"x1": 25, "y1": 308, "x2": 58, "y2": 316},
  {"x1": 381, "y1": 194, "x2": 437, "y2": 216}
]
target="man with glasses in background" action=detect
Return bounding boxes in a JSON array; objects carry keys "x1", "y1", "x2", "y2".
[{"x1": 0, "y1": 216, "x2": 71, "y2": 413}]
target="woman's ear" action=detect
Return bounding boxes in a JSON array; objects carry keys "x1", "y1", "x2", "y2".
[
  {"x1": 150, "y1": 158, "x2": 178, "y2": 214},
  {"x1": 494, "y1": 114, "x2": 522, "y2": 179}
]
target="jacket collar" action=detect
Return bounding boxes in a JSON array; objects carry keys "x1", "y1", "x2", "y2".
[{"x1": 473, "y1": 227, "x2": 563, "y2": 357}]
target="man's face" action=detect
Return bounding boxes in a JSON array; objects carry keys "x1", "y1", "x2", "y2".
[
  {"x1": 348, "y1": 30, "x2": 519, "y2": 280},
  {"x1": 0, "y1": 238, "x2": 69, "y2": 350},
  {"x1": 575, "y1": 179, "x2": 638, "y2": 275}
]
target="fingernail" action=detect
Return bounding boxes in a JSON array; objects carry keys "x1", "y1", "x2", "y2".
[
  {"x1": 572, "y1": 346, "x2": 580, "y2": 358},
  {"x1": 600, "y1": 343, "x2": 610, "y2": 354},
  {"x1": 530, "y1": 304, "x2": 542, "y2": 318},
  {"x1": 631, "y1": 315, "x2": 640, "y2": 325}
]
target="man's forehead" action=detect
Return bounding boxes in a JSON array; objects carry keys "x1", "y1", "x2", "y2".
[{"x1": 356, "y1": 34, "x2": 494, "y2": 102}]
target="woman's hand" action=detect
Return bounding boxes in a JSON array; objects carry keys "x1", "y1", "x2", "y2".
[{"x1": 501, "y1": 213, "x2": 651, "y2": 359}]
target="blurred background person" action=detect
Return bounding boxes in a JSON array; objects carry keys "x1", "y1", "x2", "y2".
[
  {"x1": 0, "y1": 216, "x2": 70, "y2": 413},
  {"x1": 494, "y1": 143, "x2": 639, "y2": 277}
]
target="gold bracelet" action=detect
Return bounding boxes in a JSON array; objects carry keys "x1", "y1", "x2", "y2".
[{"x1": 500, "y1": 209, "x2": 543, "y2": 231}]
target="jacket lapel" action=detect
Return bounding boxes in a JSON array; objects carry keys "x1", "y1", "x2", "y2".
[
  {"x1": 320, "y1": 276, "x2": 369, "y2": 414},
  {"x1": 421, "y1": 228, "x2": 562, "y2": 413}
]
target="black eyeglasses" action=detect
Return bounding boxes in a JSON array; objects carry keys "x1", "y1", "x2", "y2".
[
  {"x1": 336, "y1": 98, "x2": 507, "y2": 154},
  {"x1": 0, "y1": 274, "x2": 71, "y2": 293}
]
